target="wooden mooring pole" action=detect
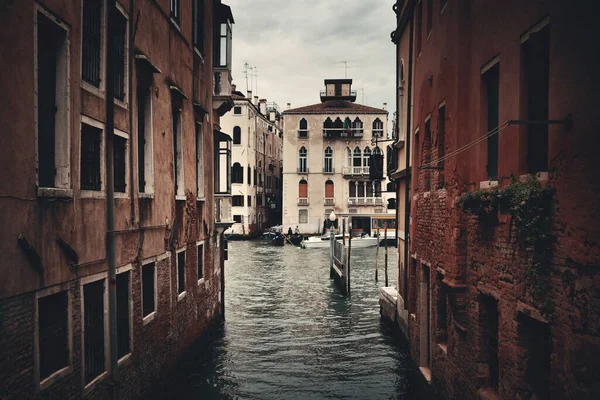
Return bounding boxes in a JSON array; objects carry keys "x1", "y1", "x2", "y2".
[
  {"x1": 375, "y1": 227, "x2": 380, "y2": 282},
  {"x1": 384, "y1": 223, "x2": 389, "y2": 287},
  {"x1": 347, "y1": 224, "x2": 352, "y2": 294}
]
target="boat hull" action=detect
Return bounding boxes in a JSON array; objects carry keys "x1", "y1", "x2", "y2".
[{"x1": 301, "y1": 236, "x2": 378, "y2": 249}]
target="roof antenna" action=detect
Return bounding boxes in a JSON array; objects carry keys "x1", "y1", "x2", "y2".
[{"x1": 339, "y1": 61, "x2": 350, "y2": 78}]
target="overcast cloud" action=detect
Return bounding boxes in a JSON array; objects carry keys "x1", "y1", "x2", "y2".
[{"x1": 227, "y1": 0, "x2": 396, "y2": 114}]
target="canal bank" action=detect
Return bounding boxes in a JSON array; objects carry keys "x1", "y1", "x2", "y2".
[{"x1": 155, "y1": 241, "x2": 435, "y2": 399}]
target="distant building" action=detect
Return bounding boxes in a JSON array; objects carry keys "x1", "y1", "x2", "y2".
[
  {"x1": 390, "y1": 0, "x2": 600, "y2": 399},
  {"x1": 220, "y1": 88, "x2": 283, "y2": 237},
  {"x1": 282, "y1": 79, "x2": 395, "y2": 236},
  {"x1": 0, "y1": 0, "x2": 234, "y2": 398}
]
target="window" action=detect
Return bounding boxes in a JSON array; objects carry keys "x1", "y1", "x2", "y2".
[
  {"x1": 233, "y1": 215, "x2": 242, "y2": 223},
  {"x1": 192, "y1": 0, "x2": 205, "y2": 54},
  {"x1": 299, "y1": 179, "x2": 308, "y2": 199},
  {"x1": 299, "y1": 209, "x2": 308, "y2": 224},
  {"x1": 353, "y1": 147, "x2": 362, "y2": 167},
  {"x1": 177, "y1": 250, "x2": 186, "y2": 295},
  {"x1": 479, "y1": 295, "x2": 500, "y2": 391},
  {"x1": 440, "y1": 0, "x2": 448, "y2": 13},
  {"x1": 233, "y1": 126, "x2": 241, "y2": 144},
  {"x1": 518, "y1": 316, "x2": 551, "y2": 399},
  {"x1": 409, "y1": 258, "x2": 417, "y2": 313},
  {"x1": 324, "y1": 146, "x2": 333, "y2": 173},
  {"x1": 247, "y1": 164, "x2": 251, "y2": 185},
  {"x1": 325, "y1": 179, "x2": 334, "y2": 198},
  {"x1": 116, "y1": 271, "x2": 131, "y2": 359},
  {"x1": 81, "y1": 123, "x2": 102, "y2": 191},
  {"x1": 438, "y1": 105, "x2": 446, "y2": 188},
  {"x1": 232, "y1": 195, "x2": 244, "y2": 206},
  {"x1": 483, "y1": 64, "x2": 500, "y2": 180},
  {"x1": 420, "y1": 265, "x2": 432, "y2": 369},
  {"x1": 114, "y1": 134, "x2": 127, "y2": 193},
  {"x1": 257, "y1": 195, "x2": 263, "y2": 206},
  {"x1": 247, "y1": 195, "x2": 251, "y2": 206},
  {"x1": 197, "y1": 242, "x2": 204, "y2": 280},
  {"x1": 298, "y1": 118, "x2": 309, "y2": 138},
  {"x1": 352, "y1": 117, "x2": 364, "y2": 136},
  {"x1": 83, "y1": 279, "x2": 106, "y2": 384},
  {"x1": 424, "y1": 118, "x2": 432, "y2": 191},
  {"x1": 196, "y1": 122, "x2": 204, "y2": 198},
  {"x1": 138, "y1": 85, "x2": 154, "y2": 193},
  {"x1": 172, "y1": 105, "x2": 184, "y2": 196},
  {"x1": 38, "y1": 291, "x2": 69, "y2": 381},
  {"x1": 142, "y1": 262, "x2": 156, "y2": 318},
  {"x1": 427, "y1": 0, "x2": 433, "y2": 36},
  {"x1": 437, "y1": 277, "x2": 448, "y2": 347},
  {"x1": 231, "y1": 163, "x2": 243, "y2": 184},
  {"x1": 523, "y1": 23, "x2": 550, "y2": 173},
  {"x1": 363, "y1": 147, "x2": 371, "y2": 167},
  {"x1": 36, "y1": 9, "x2": 70, "y2": 189},
  {"x1": 233, "y1": 106, "x2": 242, "y2": 115},
  {"x1": 112, "y1": 6, "x2": 127, "y2": 101},
  {"x1": 170, "y1": 0, "x2": 180, "y2": 23},
  {"x1": 372, "y1": 118, "x2": 384, "y2": 138},
  {"x1": 82, "y1": 0, "x2": 103, "y2": 87},
  {"x1": 298, "y1": 146, "x2": 307, "y2": 173},
  {"x1": 416, "y1": 1, "x2": 423, "y2": 55},
  {"x1": 214, "y1": 18, "x2": 232, "y2": 68}
]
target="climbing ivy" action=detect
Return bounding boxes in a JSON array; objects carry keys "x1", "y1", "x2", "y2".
[{"x1": 457, "y1": 176, "x2": 555, "y2": 317}]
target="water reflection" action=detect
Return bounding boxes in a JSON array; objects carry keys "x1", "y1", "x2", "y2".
[{"x1": 158, "y1": 241, "x2": 432, "y2": 399}]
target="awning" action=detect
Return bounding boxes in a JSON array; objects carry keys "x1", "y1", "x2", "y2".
[
  {"x1": 214, "y1": 129, "x2": 232, "y2": 142},
  {"x1": 134, "y1": 52, "x2": 162, "y2": 74},
  {"x1": 168, "y1": 81, "x2": 188, "y2": 99}
]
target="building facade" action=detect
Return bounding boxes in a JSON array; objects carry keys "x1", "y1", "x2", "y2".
[
  {"x1": 0, "y1": 0, "x2": 235, "y2": 398},
  {"x1": 220, "y1": 88, "x2": 284, "y2": 237},
  {"x1": 390, "y1": 0, "x2": 600, "y2": 398},
  {"x1": 282, "y1": 79, "x2": 395, "y2": 235}
]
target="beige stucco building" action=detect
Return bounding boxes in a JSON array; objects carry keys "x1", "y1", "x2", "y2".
[{"x1": 282, "y1": 79, "x2": 395, "y2": 236}]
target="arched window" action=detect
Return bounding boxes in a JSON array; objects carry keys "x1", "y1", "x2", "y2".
[
  {"x1": 247, "y1": 164, "x2": 251, "y2": 183},
  {"x1": 298, "y1": 146, "x2": 307, "y2": 173},
  {"x1": 346, "y1": 146, "x2": 352, "y2": 167},
  {"x1": 233, "y1": 126, "x2": 241, "y2": 144},
  {"x1": 324, "y1": 146, "x2": 333, "y2": 173},
  {"x1": 373, "y1": 146, "x2": 382, "y2": 155},
  {"x1": 363, "y1": 147, "x2": 371, "y2": 167},
  {"x1": 325, "y1": 179, "x2": 334, "y2": 198},
  {"x1": 344, "y1": 117, "x2": 352, "y2": 134},
  {"x1": 332, "y1": 117, "x2": 343, "y2": 138},
  {"x1": 353, "y1": 146, "x2": 362, "y2": 167},
  {"x1": 373, "y1": 118, "x2": 384, "y2": 138},
  {"x1": 299, "y1": 118, "x2": 308, "y2": 138},
  {"x1": 299, "y1": 179, "x2": 308, "y2": 198},
  {"x1": 323, "y1": 117, "x2": 333, "y2": 137},
  {"x1": 231, "y1": 162, "x2": 243, "y2": 183},
  {"x1": 353, "y1": 117, "x2": 363, "y2": 135}
]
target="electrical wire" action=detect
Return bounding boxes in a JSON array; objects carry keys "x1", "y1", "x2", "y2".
[{"x1": 420, "y1": 120, "x2": 511, "y2": 169}]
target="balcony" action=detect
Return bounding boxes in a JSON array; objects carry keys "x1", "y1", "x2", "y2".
[
  {"x1": 343, "y1": 166, "x2": 370, "y2": 177},
  {"x1": 322, "y1": 128, "x2": 364, "y2": 139},
  {"x1": 348, "y1": 197, "x2": 385, "y2": 206},
  {"x1": 320, "y1": 89, "x2": 357, "y2": 102},
  {"x1": 324, "y1": 197, "x2": 336, "y2": 206},
  {"x1": 215, "y1": 194, "x2": 234, "y2": 227},
  {"x1": 297, "y1": 130, "x2": 309, "y2": 139},
  {"x1": 213, "y1": 67, "x2": 233, "y2": 116},
  {"x1": 297, "y1": 197, "x2": 309, "y2": 206}
]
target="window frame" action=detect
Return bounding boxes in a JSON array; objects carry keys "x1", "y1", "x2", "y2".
[
  {"x1": 34, "y1": 283, "x2": 73, "y2": 392},
  {"x1": 81, "y1": 0, "x2": 106, "y2": 94},
  {"x1": 112, "y1": 3, "x2": 129, "y2": 107},
  {"x1": 176, "y1": 248, "x2": 187, "y2": 300},
  {"x1": 196, "y1": 121, "x2": 205, "y2": 200},
  {"x1": 197, "y1": 241, "x2": 205, "y2": 283},
  {"x1": 141, "y1": 256, "x2": 161, "y2": 325},
  {"x1": 138, "y1": 84, "x2": 155, "y2": 195},
  {"x1": 298, "y1": 146, "x2": 308, "y2": 173},
  {"x1": 115, "y1": 264, "x2": 133, "y2": 364},
  {"x1": 35, "y1": 4, "x2": 72, "y2": 195},
  {"x1": 113, "y1": 128, "x2": 130, "y2": 197},
  {"x1": 192, "y1": 0, "x2": 205, "y2": 55},
  {"x1": 324, "y1": 146, "x2": 334, "y2": 173},
  {"x1": 298, "y1": 209, "x2": 309, "y2": 224},
  {"x1": 172, "y1": 105, "x2": 185, "y2": 198}
]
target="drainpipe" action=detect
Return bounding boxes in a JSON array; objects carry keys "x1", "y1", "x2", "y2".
[
  {"x1": 105, "y1": 0, "x2": 119, "y2": 395},
  {"x1": 403, "y1": 12, "x2": 414, "y2": 309}
]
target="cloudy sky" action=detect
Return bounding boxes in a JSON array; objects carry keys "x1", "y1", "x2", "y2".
[{"x1": 226, "y1": 0, "x2": 397, "y2": 113}]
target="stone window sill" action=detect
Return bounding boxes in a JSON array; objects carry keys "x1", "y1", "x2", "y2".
[
  {"x1": 520, "y1": 171, "x2": 549, "y2": 183},
  {"x1": 477, "y1": 388, "x2": 498, "y2": 400},
  {"x1": 418, "y1": 366, "x2": 432, "y2": 383},
  {"x1": 142, "y1": 311, "x2": 156, "y2": 326},
  {"x1": 197, "y1": 277, "x2": 205, "y2": 287},
  {"x1": 138, "y1": 192, "x2": 154, "y2": 199},
  {"x1": 38, "y1": 187, "x2": 73, "y2": 198},
  {"x1": 83, "y1": 371, "x2": 108, "y2": 396},
  {"x1": 177, "y1": 291, "x2": 187, "y2": 301},
  {"x1": 479, "y1": 180, "x2": 499, "y2": 189},
  {"x1": 81, "y1": 190, "x2": 106, "y2": 199},
  {"x1": 437, "y1": 342, "x2": 448, "y2": 354},
  {"x1": 39, "y1": 365, "x2": 72, "y2": 391}
]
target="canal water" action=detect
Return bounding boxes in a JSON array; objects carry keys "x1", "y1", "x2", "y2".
[{"x1": 159, "y1": 241, "x2": 431, "y2": 399}]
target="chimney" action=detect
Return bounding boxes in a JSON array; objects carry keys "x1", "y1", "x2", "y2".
[
  {"x1": 383, "y1": 102, "x2": 387, "y2": 111},
  {"x1": 287, "y1": 103, "x2": 291, "y2": 110},
  {"x1": 259, "y1": 99, "x2": 267, "y2": 115},
  {"x1": 253, "y1": 96, "x2": 259, "y2": 106},
  {"x1": 247, "y1": 89, "x2": 253, "y2": 99}
]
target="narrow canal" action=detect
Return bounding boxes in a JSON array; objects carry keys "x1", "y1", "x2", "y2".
[{"x1": 159, "y1": 241, "x2": 431, "y2": 399}]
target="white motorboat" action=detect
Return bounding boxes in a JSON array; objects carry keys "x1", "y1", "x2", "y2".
[{"x1": 301, "y1": 233, "x2": 378, "y2": 249}]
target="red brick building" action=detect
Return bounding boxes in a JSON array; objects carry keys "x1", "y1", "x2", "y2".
[
  {"x1": 0, "y1": 0, "x2": 235, "y2": 398},
  {"x1": 390, "y1": 0, "x2": 600, "y2": 398}
]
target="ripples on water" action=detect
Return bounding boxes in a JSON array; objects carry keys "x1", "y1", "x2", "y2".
[{"x1": 159, "y1": 241, "x2": 431, "y2": 399}]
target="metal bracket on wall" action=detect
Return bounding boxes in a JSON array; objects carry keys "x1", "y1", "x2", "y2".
[
  {"x1": 56, "y1": 235, "x2": 80, "y2": 267},
  {"x1": 507, "y1": 114, "x2": 573, "y2": 132},
  {"x1": 17, "y1": 234, "x2": 43, "y2": 274}
]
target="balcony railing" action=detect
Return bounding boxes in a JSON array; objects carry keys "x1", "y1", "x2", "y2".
[
  {"x1": 324, "y1": 197, "x2": 335, "y2": 206},
  {"x1": 342, "y1": 166, "x2": 370, "y2": 177},
  {"x1": 348, "y1": 197, "x2": 385, "y2": 206},
  {"x1": 297, "y1": 167, "x2": 309, "y2": 174},
  {"x1": 215, "y1": 194, "x2": 233, "y2": 224},
  {"x1": 297, "y1": 130, "x2": 309, "y2": 139},
  {"x1": 322, "y1": 128, "x2": 363, "y2": 139},
  {"x1": 298, "y1": 197, "x2": 309, "y2": 206},
  {"x1": 372, "y1": 129, "x2": 385, "y2": 138},
  {"x1": 320, "y1": 89, "x2": 358, "y2": 97},
  {"x1": 213, "y1": 67, "x2": 232, "y2": 97}
]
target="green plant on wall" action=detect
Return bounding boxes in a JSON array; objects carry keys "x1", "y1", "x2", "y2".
[{"x1": 457, "y1": 176, "x2": 555, "y2": 317}]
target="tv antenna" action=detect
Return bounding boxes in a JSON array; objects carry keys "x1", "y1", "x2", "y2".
[
  {"x1": 243, "y1": 62, "x2": 252, "y2": 92},
  {"x1": 339, "y1": 61, "x2": 352, "y2": 78}
]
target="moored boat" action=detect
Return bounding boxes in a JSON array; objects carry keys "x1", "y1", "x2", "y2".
[{"x1": 301, "y1": 233, "x2": 378, "y2": 249}]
